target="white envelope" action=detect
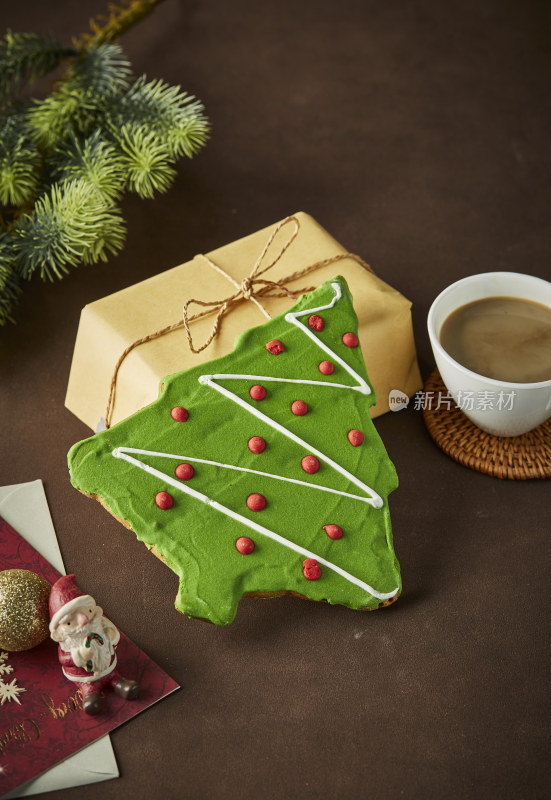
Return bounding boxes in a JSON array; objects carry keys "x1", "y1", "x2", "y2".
[{"x1": 0, "y1": 480, "x2": 119, "y2": 798}]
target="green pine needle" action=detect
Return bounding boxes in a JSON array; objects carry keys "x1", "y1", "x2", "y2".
[
  {"x1": 0, "y1": 232, "x2": 21, "y2": 324},
  {"x1": 14, "y1": 179, "x2": 126, "y2": 281},
  {"x1": 0, "y1": 115, "x2": 41, "y2": 206},
  {"x1": 26, "y1": 43, "x2": 132, "y2": 148},
  {"x1": 114, "y1": 123, "x2": 177, "y2": 198},
  {"x1": 66, "y1": 43, "x2": 132, "y2": 97},
  {"x1": 0, "y1": 30, "x2": 74, "y2": 100},
  {"x1": 110, "y1": 76, "x2": 209, "y2": 158},
  {"x1": 52, "y1": 130, "x2": 125, "y2": 201},
  {"x1": 26, "y1": 84, "x2": 97, "y2": 149},
  {"x1": 0, "y1": 25, "x2": 208, "y2": 324}
]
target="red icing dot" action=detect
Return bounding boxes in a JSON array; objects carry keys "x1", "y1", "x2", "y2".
[
  {"x1": 291, "y1": 400, "x2": 308, "y2": 416},
  {"x1": 248, "y1": 436, "x2": 266, "y2": 454},
  {"x1": 342, "y1": 332, "x2": 359, "y2": 348},
  {"x1": 303, "y1": 559, "x2": 322, "y2": 580},
  {"x1": 319, "y1": 360, "x2": 334, "y2": 375},
  {"x1": 247, "y1": 493, "x2": 266, "y2": 511},
  {"x1": 175, "y1": 463, "x2": 194, "y2": 481},
  {"x1": 323, "y1": 524, "x2": 343, "y2": 540},
  {"x1": 171, "y1": 406, "x2": 189, "y2": 422},
  {"x1": 249, "y1": 384, "x2": 267, "y2": 401},
  {"x1": 155, "y1": 491, "x2": 173, "y2": 510},
  {"x1": 235, "y1": 537, "x2": 255, "y2": 554},
  {"x1": 266, "y1": 339, "x2": 284, "y2": 355},
  {"x1": 301, "y1": 455, "x2": 320, "y2": 474},
  {"x1": 348, "y1": 429, "x2": 364, "y2": 446},
  {"x1": 308, "y1": 314, "x2": 324, "y2": 331}
]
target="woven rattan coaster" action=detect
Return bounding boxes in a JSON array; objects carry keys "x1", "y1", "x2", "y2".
[{"x1": 422, "y1": 369, "x2": 551, "y2": 480}]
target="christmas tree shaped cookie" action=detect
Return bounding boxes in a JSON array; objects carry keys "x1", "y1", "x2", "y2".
[{"x1": 68, "y1": 277, "x2": 401, "y2": 625}]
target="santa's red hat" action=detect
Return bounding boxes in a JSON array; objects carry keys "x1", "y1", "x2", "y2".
[{"x1": 49, "y1": 575, "x2": 94, "y2": 633}]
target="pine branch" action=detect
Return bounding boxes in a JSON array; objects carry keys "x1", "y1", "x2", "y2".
[
  {"x1": 14, "y1": 179, "x2": 126, "y2": 281},
  {"x1": 26, "y1": 85, "x2": 95, "y2": 149},
  {"x1": 0, "y1": 114, "x2": 41, "y2": 207},
  {"x1": 52, "y1": 130, "x2": 125, "y2": 201},
  {"x1": 111, "y1": 123, "x2": 176, "y2": 198},
  {"x1": 108, "y1": 76, "x2": 210, "y2": 159},
  {"x1": 75, "y1": 0, "x2": 167, "y2": 50},
  {"x1": 67, "y1": 43, "x2": 133, "y2": 97},
  {"x1": 0, "y1": 232, "x2": 21, "y2": 325},
  {"x1": 26, "y1": 44, "x2": 132, "y2": 149},
  {"x1": 0, "y1": 30, "x2": 75, "y2": 101},
  {"x1": 0, "y1": 5, "x2": 209, "y2": 325}
]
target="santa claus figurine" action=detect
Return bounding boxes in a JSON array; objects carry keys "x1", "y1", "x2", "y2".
[{"x1": 49, "y1": 574, "x2": 139, "y2": 715}]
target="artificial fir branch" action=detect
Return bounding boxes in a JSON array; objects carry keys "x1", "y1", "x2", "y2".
[
  {"x1": 26, "y1": 44, "x2": 133, "y2": 149},
  {"x1": 113, "y1": 123, "x2": 176, "y2": 198},
  {"x1": 0, "y1": 31, "x2": 75, "y2": 101},
  {"x1": 0, "y1": 232, "x2": 21, "y2": 324},
  {"x1": 0, "y1": 2, "x2": 209, "y2": 325},
  {"x1": 0, "y1": 115, "x2": 41, "y2": 207},
  {"x1": 52, "y1": 131, "x2": 125, "y2": 202},
  {"x1": 111, "y1": 76, "x2": 210, "y2": 159},
  {"x1": 67, "y1": 41, "x2": 133, "y2": 95},
  {"x1": 15, "y1": 179, "x2": 126, "y2": 281}
]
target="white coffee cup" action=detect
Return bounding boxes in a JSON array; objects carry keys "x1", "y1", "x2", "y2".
[{"x1": 427, "y1": 272, "x2": 551, "y2": 437}]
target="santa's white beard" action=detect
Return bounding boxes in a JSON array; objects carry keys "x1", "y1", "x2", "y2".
[{"x1": 60, "y1": 615, "x2": 115, "y2": 674}]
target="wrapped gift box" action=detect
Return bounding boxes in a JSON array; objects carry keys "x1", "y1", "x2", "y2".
[{"x1": 65, "y1": 212, "x2": 422, "y2": 430}]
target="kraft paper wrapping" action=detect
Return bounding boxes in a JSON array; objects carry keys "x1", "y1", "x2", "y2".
[{"x1": 65, "y1": 212, "x2": 422, "y2": 430}]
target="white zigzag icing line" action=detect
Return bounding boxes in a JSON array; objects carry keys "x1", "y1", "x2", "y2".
[
  {"x1": 114, "y1": 448, "x2": 377, "y2": 504},
  {"x1": 112, "y1": 281, "x2": 398, "y2": 600},
  {"x1": 200, "y1": 282, "x2": 381, "y2": 508},
  {"x1": 113, "y1": 450, "x2": 397, "y2": 600},
  {"x1": 284, "y1": 281, "x2": 371, "y2": 394}
]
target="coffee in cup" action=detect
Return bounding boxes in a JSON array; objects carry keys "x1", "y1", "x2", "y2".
[
  {"x1": 427, "y1": 272, "x2": 551, "y2": 437},
  {"x1": 439, "y1": 296, "x2": 551, "y2": 384}
]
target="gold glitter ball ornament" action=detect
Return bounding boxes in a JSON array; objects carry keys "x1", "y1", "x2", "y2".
[{"x1": 0, "y1": 569, "x2": 51, "y2": 651}]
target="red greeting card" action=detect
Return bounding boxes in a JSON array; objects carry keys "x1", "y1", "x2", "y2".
[{"x1": 0, "y1": 516, "x2": 179, "y2": 797}]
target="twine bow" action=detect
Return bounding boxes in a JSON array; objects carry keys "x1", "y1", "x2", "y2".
[{"x1": 104, "y1": 215, "x2": 373, "y2": 429}]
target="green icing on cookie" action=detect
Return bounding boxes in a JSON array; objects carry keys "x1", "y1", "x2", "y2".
[{"x1": 68, "y1": 277, "x2": 401, "y2": 625}]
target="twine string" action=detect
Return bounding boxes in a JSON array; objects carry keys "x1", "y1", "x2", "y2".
[{"x1": 104, "y1": 215, "x2": 373, "y2": 428}]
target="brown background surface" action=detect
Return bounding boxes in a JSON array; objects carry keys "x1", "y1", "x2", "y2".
[{"x1": 1, "y1": 2, "x2": 550, "y2": 798}]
